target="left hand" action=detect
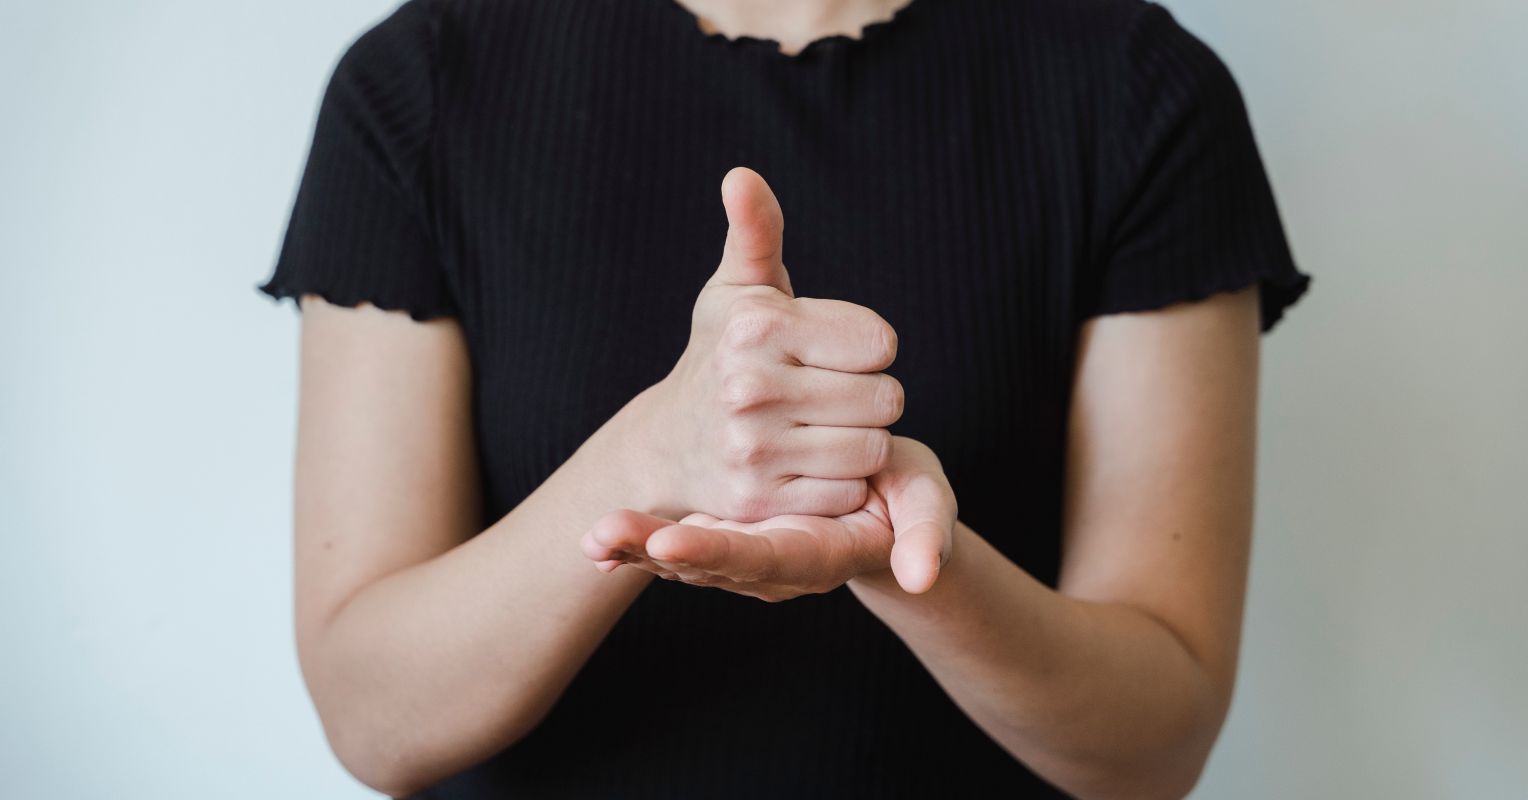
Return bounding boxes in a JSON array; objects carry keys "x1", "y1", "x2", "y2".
[{"x1": 580, "y1": 436, "x2": 957, "y2": 600}]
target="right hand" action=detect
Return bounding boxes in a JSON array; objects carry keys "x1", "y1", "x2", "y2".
[{"x1": 638, "y1": 166, "x2": 903, "y2": 523}]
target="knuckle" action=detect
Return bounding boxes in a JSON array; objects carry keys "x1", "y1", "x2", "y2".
[
  {"x1": 718, "y1": 370, "x2": 772, "y2": 414},
  {"x1": 723, "y1": 298, "x2": 785, "y2": 350},
  {"x1": 840, "y1": 479, "x2": 871, "y2": 516},
  {"x1": 727, "y1": 292, "x2": 774, "y2": 316},
  {"x1": 725, "y1": 479, "x2": 772, "y2": 522},
  {"x1": 808, "y1": 479, "x2": 869, "y2": 519},
  {"x1": 721, "y1": 423, "x2": 771, "y2": 469}
]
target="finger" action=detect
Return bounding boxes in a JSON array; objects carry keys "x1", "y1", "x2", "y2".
[
  {"x1": 776, "y1": 425, "x2": 893, "y2": 480},
  {"x1": 584, "y1": 509, "x2": 672, "y2": 561},
  {"x1": 581, "y1": 530, "x2": 625, "y2": 563},
  {"x1": 709, "y1": 167, "x2": 793, "y2": 296},
  {"x1": 648, "y1": 523, "x2": 824, "y2": 585},
  {"x1": 627, "y1": 554, "x2": 788, "y2": 600},
  {"x1": 643, "y1": 523, "x2": 760, "y2": 570},
  {"x1": 614, "y1": 555, "x2": 677, "y2": 579},
  {"x1": 783, "y1": 366, "x2": 904, "y2": 427},
  {"x1": 883, "y1": 471, "x2": 958, "y2": 594},
  {"x1": 889, "y1": 520, "x2": 946, "y2": 594},
  {"x1": 781, "y1": 297, "x2": 897, "y2": 372},
  {"x1": 761, "y1": 476, "x2": 870, "y2": 519}
]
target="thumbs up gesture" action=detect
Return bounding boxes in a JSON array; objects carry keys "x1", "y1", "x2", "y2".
[
  {"x1": 641, "y1": 167, "x2": 905, "y2": 523},
  {"x1": 587, "y1": 167, "x2": 956, "y2": 596}
]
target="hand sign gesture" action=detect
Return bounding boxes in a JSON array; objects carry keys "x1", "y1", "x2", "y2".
[
  {"x1": 583, "y1": 436, "x2": 956, "y2": 598},
  {"x1": 637, "y1": 166, "x2": 905, "y2": 522}
]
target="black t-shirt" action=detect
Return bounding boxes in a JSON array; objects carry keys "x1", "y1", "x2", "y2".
[{"x1": 258, "y1": 0, "x2": 1310, "y2": 795}]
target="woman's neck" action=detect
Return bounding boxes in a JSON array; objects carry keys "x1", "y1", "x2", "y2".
[{"x1": 675, "y1": 0, "x2": 914, "y2": 55}]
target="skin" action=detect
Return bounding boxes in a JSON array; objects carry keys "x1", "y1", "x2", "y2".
[
  {"x1": 291, "y1": 168, "x2": 902, "y2": 796},
  {"x1": 676, "y1": 0, "x2": 917, "y2": 56},
  {"x1": 590, "y1": 280, "x2": 1261, "y2": 798},
  {"x1": 290, "y1": 4, "x2": 1259, "y2": 798},
  {"x1": 642, "y1": 168, "x2": 905, "y2": 523},
  {"x1": 583, "y1": 435, "x2": 955, "y2": 599}
]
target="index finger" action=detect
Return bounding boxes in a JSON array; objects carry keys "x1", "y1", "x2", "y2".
[{"x1": 781, "y1": 297, "x2": 898, "y2": 373}]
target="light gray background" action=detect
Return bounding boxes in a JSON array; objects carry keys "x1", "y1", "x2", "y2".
[{"x1": 2, "y1": 1, "x2": 1523, "y2": 797}]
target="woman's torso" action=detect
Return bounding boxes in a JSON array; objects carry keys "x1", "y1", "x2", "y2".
[{"x1": 411, "y1": 0, "x2": 1136, "y2": 794}]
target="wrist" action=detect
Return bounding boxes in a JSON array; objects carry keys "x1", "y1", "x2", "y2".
[
  {"x1": 847, "y1": 564, "x2": 902, "y2": 595},
  {"x1": 597, "y1": 380, "x2": 687, "y2": 520}
]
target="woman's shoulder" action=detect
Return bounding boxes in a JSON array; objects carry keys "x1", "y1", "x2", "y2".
[
  {"x1": 341, "y1": 0, "x2": 546, "y2": 67},
  {"x1": 966, "y1": 0, "x2": 1213, "y2": 68},
  {"x1": 970, "y1": 0, "x2": 1254, "y2": 144}
]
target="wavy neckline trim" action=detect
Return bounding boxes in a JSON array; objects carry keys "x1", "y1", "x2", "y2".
[{"x1": 661, "y1": 0, "x2": 926, "y2": 60}]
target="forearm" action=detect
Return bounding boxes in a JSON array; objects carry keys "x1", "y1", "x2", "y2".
[
  {"x1": 847, "y1": 521, "x2": 1228, "y2": 799},
  {"x1": 305, "y1": 387, "x2": 668, "y2": 796}
]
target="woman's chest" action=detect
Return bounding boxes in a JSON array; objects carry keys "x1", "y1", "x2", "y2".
[{"x1": 433, "y1": 58, "x2": 1092, "y2": 518}]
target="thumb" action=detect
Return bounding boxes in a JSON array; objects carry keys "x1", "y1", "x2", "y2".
[
  {"x1": 889, "y1": 520, "x2": 949, "y2": 595},
  {"x1": 708, "y1": 166, "x2": 793, "y2": 297},
  {"x1": 881, "y1": 460, "x2": 957, "y2": 595}
]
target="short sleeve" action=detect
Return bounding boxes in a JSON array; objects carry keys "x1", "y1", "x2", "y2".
[
  {"x1": 1086, "y1": 1, "x2": 1310, "y2": 333},
  {"x1": 256, "y1": 0, "x2": 457, "y2": 320}
]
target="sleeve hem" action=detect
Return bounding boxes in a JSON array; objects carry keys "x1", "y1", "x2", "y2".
[
  {"x1": 256, "y1": 278, "x2": 458, "y2": 323},
  {"x1": 1086, "y1": 259, "x2": 1311, "y2": 334}
]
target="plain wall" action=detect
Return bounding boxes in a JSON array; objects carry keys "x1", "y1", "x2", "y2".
[{"x1": 2, "y1": 1, "x2": 1523, "y2": 797}]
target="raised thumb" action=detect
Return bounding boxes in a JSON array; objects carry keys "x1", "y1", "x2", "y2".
[{"x1": 708, "y1": 166, "x2": 793, "y2": 296}]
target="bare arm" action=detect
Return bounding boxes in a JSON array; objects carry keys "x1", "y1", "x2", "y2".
[
  {"x1": 292, "y1": 295, "x2": 665, "y2": 796},
  {"x1": 578, "y1": 286, "x2": 1259, "y2": 796},
  {"x1": 289, "y1": 167, "x2": 899, "y2": 796},
  {"x1": 845, "y1": 286, "x2": 1260, "y2": 798}
]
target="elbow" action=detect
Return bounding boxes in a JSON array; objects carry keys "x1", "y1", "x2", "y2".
[
  {"x1": 1076, "y1": 623, "x2": 1236, "y2": 797},
  {"x1": 320, "y1": 712, "x2": 438, "y2": 798},
  {"x1": 337, "y1": 756, "x2": 419, "y2": 798},
  {"x1": 311, "y1": 682, "x2": 543, "y2": 798},
  {"x1": 296, "y1": 624, "x2": 550, "y2": 795},
  {"x1": 1116, "y1": 751, "x2": 1214, "y2": 800},
  {"x1": 1124, "y1": 755, "x2": 1214, "y2": 800},
  {"x1": 1056, "y1": 739, "x2": 1216, "y2": 800},
  {"x1": 1063, "y1": 705, "x2": 1225, "y2": 800},
  {"x1": 321, "y1": 714, "x2": 539, "y2": 798},
  {"x1": 295, "y1": 645, "x2": 436, "y2": 796}
]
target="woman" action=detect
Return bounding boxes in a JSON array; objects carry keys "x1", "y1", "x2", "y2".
[{"x1": 258, "y1": 0, "x2": 1310, "y2": 796}]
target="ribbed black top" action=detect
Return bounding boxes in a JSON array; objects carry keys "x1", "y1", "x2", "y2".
[{"x1": 258, "y1": 0, "x2": 1310, "y2": 796}]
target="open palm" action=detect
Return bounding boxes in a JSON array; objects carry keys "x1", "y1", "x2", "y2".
[{"x1": 581, "y1": 436, "x2": 956, "y2": 599}]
